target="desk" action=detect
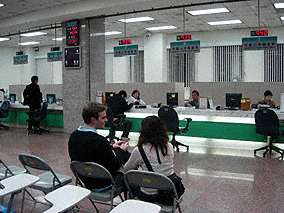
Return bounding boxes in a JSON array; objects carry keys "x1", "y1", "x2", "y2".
[
  {"x1": 0, "y1": 174, "x2": 40, "y2": 213},
  {"x1": 123, "y1": 107, "x2": 284, "y2": 143},
  {"x1": 2, "y1": 103, "x2": 63, "y2": 130},
  {"x1": 109, "y1": 200, "x2": 161, "y2": 213},
  {"x1": 43, "y1": 185, "x2": 91, "y2": 213}
]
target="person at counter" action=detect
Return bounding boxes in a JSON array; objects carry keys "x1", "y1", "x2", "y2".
[
  {"x1": 108, "y1": 90, "x2": 134, "y2": 142},
  {"x1": 23, "y1": 76, "x2": 42, "y2": 131},
  {"x1": 256, "y1": 90, "x2": 276, "y2": 109},
  {"x1": 184, "y1": 90, "x2": 199, "y2": 108},
  {"x1": 126, "y1": 90, "x2": 146, "y2": 106},
  {"x1": 0, "y1": 89, "x2": 7, "y2": 102}
]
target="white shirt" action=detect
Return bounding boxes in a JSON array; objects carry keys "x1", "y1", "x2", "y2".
[{"x1": 126, "y1": 96, "x2": 146, "y2": 106}]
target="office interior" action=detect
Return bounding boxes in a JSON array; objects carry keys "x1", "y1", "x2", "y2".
[{"x1": 1, "y1": 0, "x2": 284, "y2": 212}]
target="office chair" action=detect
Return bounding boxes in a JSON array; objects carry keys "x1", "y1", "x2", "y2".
[
  {"x1": 124, "y1": 170, "x2": 183, "y2": 213},
  {"x1": 70, "y1": 161, "x2": 124, "y2": 212},
  {"x1": 158, "y1": 106, "x2": 191, "y2": 152},
  {"x1": 254, "y1": 108, "x2": 284, "y2": 158},
  {"x1": 105, "y1": 107, "x2": 125, "y2": 143},
  {"x1": 26, "y1": 101, "x2": 49, "y2": 135},
  {"x1": 0, "y1": 100, "x2": 10, "y2": 130},
  {"x1": 18, "y1": 153, "x2": 72, "y2": 206}
]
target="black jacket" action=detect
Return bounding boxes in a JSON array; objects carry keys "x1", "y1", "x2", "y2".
[
  {"x1": 108, "y1": 94, "x2": 133, "y2": 116},
  {"x1": 23, "y1": 83, "x2": 42, "y2": 110}
]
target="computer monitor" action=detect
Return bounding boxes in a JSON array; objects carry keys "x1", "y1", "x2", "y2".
[
  {"x1": 105, "y1": 92, "x2": 115, "y2": 104},
  {"x1": 9, "y1": 94, "x2": 16, "y2": 103},
  {"x1": 46, "y1": 94, "x2": 56, "y2": 104},
  {"x1": 166, "y1": 92, "x2": 178, "y2": 107},
  {"x1": 226, "y1": 93, "x2": 242, "y2": 110}
]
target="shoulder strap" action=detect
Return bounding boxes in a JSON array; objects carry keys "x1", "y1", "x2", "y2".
[{"x1": 138, "y1": 145, "x2": 154, "y2": 172}]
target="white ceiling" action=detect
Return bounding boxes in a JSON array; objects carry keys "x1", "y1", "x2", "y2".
[{"x1": 0, "y1": 0, "x2": 284, "y2": 48}]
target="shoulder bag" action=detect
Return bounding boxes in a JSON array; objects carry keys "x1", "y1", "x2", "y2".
[{"x1": 138, "y1": 145, "x2": 185, "y2": 205}]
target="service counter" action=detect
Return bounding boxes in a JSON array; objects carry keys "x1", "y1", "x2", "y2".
[
  {"x1": 2, "y1": 103, "x2": 63, "y2": 131},
  {"x1": 125, "y1": 106, "x2": 284, "y2": 143}
]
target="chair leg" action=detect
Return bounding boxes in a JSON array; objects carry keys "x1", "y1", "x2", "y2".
[
  {"x1": 0, "y1": 123, "x2": 9, "y2": 130},
  {"x1": 171, "y1": 134, "x2": 189, "y2": 152},
  {"x1": 254, "y1": 138, "x2": 284, "y2": 158}
]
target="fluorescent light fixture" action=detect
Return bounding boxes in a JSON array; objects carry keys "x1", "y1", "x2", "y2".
[
  {"x1": 118, "y1": 16, "x2": 154, "y2": 23},
  {"x1": 207, "y1": 19, "x2": 242, "y2": 25},
  {"x1": 0, "y1": 3, "x2": 4, "y2": 7},
  {"x1": 188, "y1": 7, "x2": 229, "y2": 15},
  {"x1": 274, "y1": 2, "x2": 284, "y2": 9},
  {"x1": 145, "y1": 25, "x2": 177, "y2": 31},
  {"x1": 18, "y1": 41, "x2": 40, "y2": 46},
  {"x1": 104, "y1": 31, "x2": 122, "y2": 36},
  {"x1": 52, "y1": 37, "x2": 63, "y2": 41},
  {"x1": 281, "y1": 16, "x2": 284, "y2": 20},
  {"x1": 0, "y1": 37, "x2": 9, "y2": 41},
  {"x1": 20, "y1": 31, "x2": 47, "y2": 37}
]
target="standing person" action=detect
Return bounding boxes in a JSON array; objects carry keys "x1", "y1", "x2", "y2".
[
  {"x1": 108, "y1": 90, "x2": 134, "y2": 142},
  {"x1": 23, "y1": 76, "x2": 42, "y2": 131},
  {"x1": 126, "y1": 90, "x2": 146, "y2": 106},
  {"x1": 256, "y1": 90, "x2": 276, "y2": 108},
  {"x1": 184, "y1": 90, "x2": 199, "y2": 108},
  {"x1": 68, "y1": 102, "x2": 130, "y2": 191},
  {"x1": 124, "y1": 116, "x2": 175, "y2": 203}
]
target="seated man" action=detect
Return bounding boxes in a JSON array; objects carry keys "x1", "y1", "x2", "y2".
[
  {"x1": 256, "y1": 90, "x2": 276, "y2": 109},
  {"x1": 68, "y1": 102, "x2": 130, "y2": 191},
  {"x1": 108, "y1": 90, "x2": 134, "y2": 141},
  {"x1": 184, "y1": 90, "x2": 199, "y2": 108}
]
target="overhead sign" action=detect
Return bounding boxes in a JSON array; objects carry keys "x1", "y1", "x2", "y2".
[
  {"x1": 13, "y1": 55, "x2": 28, "y2": 65},
  {"x1": 47, "y1": 51, "x2": 62, "y2": 62},
  {"x1": 114, "y1": 45, "x2": 138, "y2": 57},
  {"x1": 170, "y1": 40, "x2": 200, "y2": 54},
  {"x1": 242, "y1": 36, "x2": 277, "y2": 51}
]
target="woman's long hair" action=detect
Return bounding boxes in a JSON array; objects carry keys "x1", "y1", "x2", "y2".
[{"x1": 138, "y1": 116, "x2": 169, "y2": 156}]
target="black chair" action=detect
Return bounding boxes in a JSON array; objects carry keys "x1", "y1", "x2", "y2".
[
  {"x1": 254, "y1": 108, "x2": 284, "y2": 158},
  {"x1": 26, "y1": 101, "x2": 49, "y2": 135},
  {"x1": 0, "y1": 100, "x2": 10, "y2": 130},
  {"x1": 158, "y1": 106, "x2": 191, "y2": 152},
  {"x1": 105, "y1": 107, "x2": 125, "y2": 143}
]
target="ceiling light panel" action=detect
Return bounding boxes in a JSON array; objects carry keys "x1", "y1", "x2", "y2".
[
  {"x1": 145, "y1": 25, "x2": 177, "y2": 31},
  {"x1": 104, "y1": 31, "x2": 122, "y2": 35},
  {"x1": 207, "y1": 20, "x2": 242, "y2": 25},
  {"x1": 274, "y1": 3, "x2": 284, "y2": 9},
  {"x1": 118, "y1": 16, "x2": 154, "y2": 23},
  {"x1": 0, "y1": 3, "x2": 4, "y2": 7},
  {"x1": 18, "y1": 41, "x2": 40, "y2": 45},
  {"x1": 188, "y1": 7, "x2": 229, "y2": 15},
  {"x1": 20, "y1": 32, "x2": 47, "y2": 37},
  {"x1": 0, "y1": 37, "x2": 9, "y2": 41}
]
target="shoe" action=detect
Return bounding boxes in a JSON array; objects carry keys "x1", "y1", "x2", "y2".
[{"x1": 121, "y1": 137, "x2": 130, "y2": 142}]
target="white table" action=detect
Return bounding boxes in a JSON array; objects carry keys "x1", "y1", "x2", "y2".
[
  {"x1": 0, "y1": 174, "x2": 40, "y2": 213},
  {"x1": 43, "y1": 185, "x2": 91, "y2": 213},
  {"x1": 109, "y1": 200, "x2": 161, "y2": 213}
]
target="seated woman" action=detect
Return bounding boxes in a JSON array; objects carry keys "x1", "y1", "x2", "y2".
[
  {"x1": 256, "y1": 90, "x2": 276, "y2": 109},
  {"x1": 124, "y1": 115, "x2": 174, "y2": 202},
  {"x1": 126, "y1": 90, "x2": 146, "y2": 106}
]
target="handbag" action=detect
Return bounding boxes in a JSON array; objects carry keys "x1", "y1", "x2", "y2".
[{"x1": 138, "y1": 145, "x2": 185, "y2": 205}]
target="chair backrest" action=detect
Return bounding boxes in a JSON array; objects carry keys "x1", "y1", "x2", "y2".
[
  {"x1": 124, "y1": 170, "x2": 178, "y2": 198},
  {"x1": 39, "y1": 101, "x2": 48, "y2": 120},
  {"x1": 255, "y1": 108, "x2": 279, "y2": 137},
  {"x1": 19, "y1": 153, "x2": 62, "y2": 185},
  {"x1": 0, "y1": 158, "x2": 14, "y2": 177},
  {"x1": 0, "y1": 100, "x2": 10, "y2": 118},
  {"x1": 158, "y1": 106, "x2": 179, "y2": 132},
  {"x1": 70, "y1": 161, "x2": 116, "y2": 187}
]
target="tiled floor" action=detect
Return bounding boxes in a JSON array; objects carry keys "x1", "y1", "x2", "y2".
[{"x1": 1, "y1": 127, "x2": 284, "y2": 212}]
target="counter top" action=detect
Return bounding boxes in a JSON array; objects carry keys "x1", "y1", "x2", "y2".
[{"x1": 10, "y1": 103, "x2": 63, "y2": 111}]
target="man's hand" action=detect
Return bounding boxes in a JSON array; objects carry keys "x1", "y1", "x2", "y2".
[{"x1": 113, "y1": 141, "x2": 129, "y2": 151}]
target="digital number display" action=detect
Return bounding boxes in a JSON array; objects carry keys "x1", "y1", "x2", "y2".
[
  {"x1": 119, "y1": 39, "x2": 131, "y2": 45},
  {"x1": 66, "y1": 20, "x2": 79, "y2": 46},
  {"x1": 177, "y1": 34, "x2": 191, "y2": 41},
  {"x1": 250, "y1": 30, "x2": 268, "y2": 37}
]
